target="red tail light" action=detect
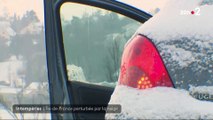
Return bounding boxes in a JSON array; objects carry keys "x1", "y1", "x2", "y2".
[{"x1": 119, "y1": 35, "x2": 173, "y2": 89}]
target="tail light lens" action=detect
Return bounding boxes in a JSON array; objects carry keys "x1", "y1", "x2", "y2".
[{"x1": 119, "y1": 35, "x2": 173, "y2": 89}]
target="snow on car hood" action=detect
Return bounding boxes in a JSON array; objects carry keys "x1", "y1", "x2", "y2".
[
  {"x1": 105, "y1": 85, "x2": 213, "y2": 119},
  {"x1": 130, "y1": 0, "x2": 213, "y2": 88}
]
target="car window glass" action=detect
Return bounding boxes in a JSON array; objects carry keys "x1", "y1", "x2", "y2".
[
  {"x1": 0, "y1": 0, "x2": 50, "y2": 119},
  {"x1": 60, "y1": 3, "x2": 141, "y2": 87}
]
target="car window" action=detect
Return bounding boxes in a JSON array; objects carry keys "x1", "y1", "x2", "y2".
[
  {"x1": 60, "y1": 3, "x2": 141, "y2": 87},
  {"x1": 0, "y1": 0, "x2": 50, "y2": 119}
]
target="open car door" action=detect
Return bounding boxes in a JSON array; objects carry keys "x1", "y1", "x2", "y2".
[{"x1": 44, "y1": 0, "x2": 151, "y2": 119}]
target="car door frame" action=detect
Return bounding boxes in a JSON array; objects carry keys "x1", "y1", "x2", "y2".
[{"x1": 44, "y1": 0, "x2": 151, "y2": 119}]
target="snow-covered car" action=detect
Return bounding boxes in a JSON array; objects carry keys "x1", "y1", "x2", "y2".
[
  {"x1": 106, "y1": 0, "x2": 213, "y2": 119},
  {"x1": 0, "y1": 0, "x2": 212, "y2": 119}
]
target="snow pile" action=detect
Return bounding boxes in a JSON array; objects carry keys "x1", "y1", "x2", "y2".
[
  {"x1": 106, "y1": 85, "x2": 213, "y2": 119},
  {"x1": 67, "y1": 64, "x2": 86, "y2": 82},
  {"x1": 66, "y1": 64, "x2": 117, "y2": 87}
]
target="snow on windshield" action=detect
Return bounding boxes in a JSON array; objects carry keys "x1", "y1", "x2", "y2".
[
  {"x1": 106, "y1": 85, "x2": 213, "y2": 119},
  {"x1": 135, "y1": 0, "x2": 213, "y2": 88}
]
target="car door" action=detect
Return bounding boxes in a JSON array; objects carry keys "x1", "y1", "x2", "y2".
[{"x1": 44, "y1": 0, "x2": 151, "y2": 119}]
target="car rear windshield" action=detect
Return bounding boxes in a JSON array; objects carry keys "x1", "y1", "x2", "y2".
[
  {"x1": 137, "y1": 0, "x2": 213, "y2": 89},
  {"x1": 156, "y1": 37, "x2": 212, "y2": 89}
]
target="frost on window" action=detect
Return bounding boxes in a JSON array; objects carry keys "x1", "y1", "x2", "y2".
[{"x1": 0, "y1": 0, "x2": 50, "y2": 119}]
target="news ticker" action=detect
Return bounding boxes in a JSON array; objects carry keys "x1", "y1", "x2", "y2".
[{"x1": 13, "y1": 104, "x2": 121, "y2": 113}]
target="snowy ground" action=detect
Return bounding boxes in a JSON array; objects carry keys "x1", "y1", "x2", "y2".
[
  {"x1": 0, "y1": 104, "x2": 16, "y2": 119},
  {"x1": 106, "y1": 85, "x2": 213, "y2": 119}
]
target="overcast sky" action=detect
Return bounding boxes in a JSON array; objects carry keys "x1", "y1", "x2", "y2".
[
  {"x1": 0, "y1": 0, "x2": 167, "y2": 23},
  {"x1": 0, "y1": 0, "x2": 44, "y2": 22}
]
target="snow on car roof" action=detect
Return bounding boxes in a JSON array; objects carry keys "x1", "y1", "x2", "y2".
[
  {"x1": 137, "y1": 0, "x2": 213, "y2": 42},
  {"x1": 106, "y1": 85, "x2": 213, "y2": 119}
]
